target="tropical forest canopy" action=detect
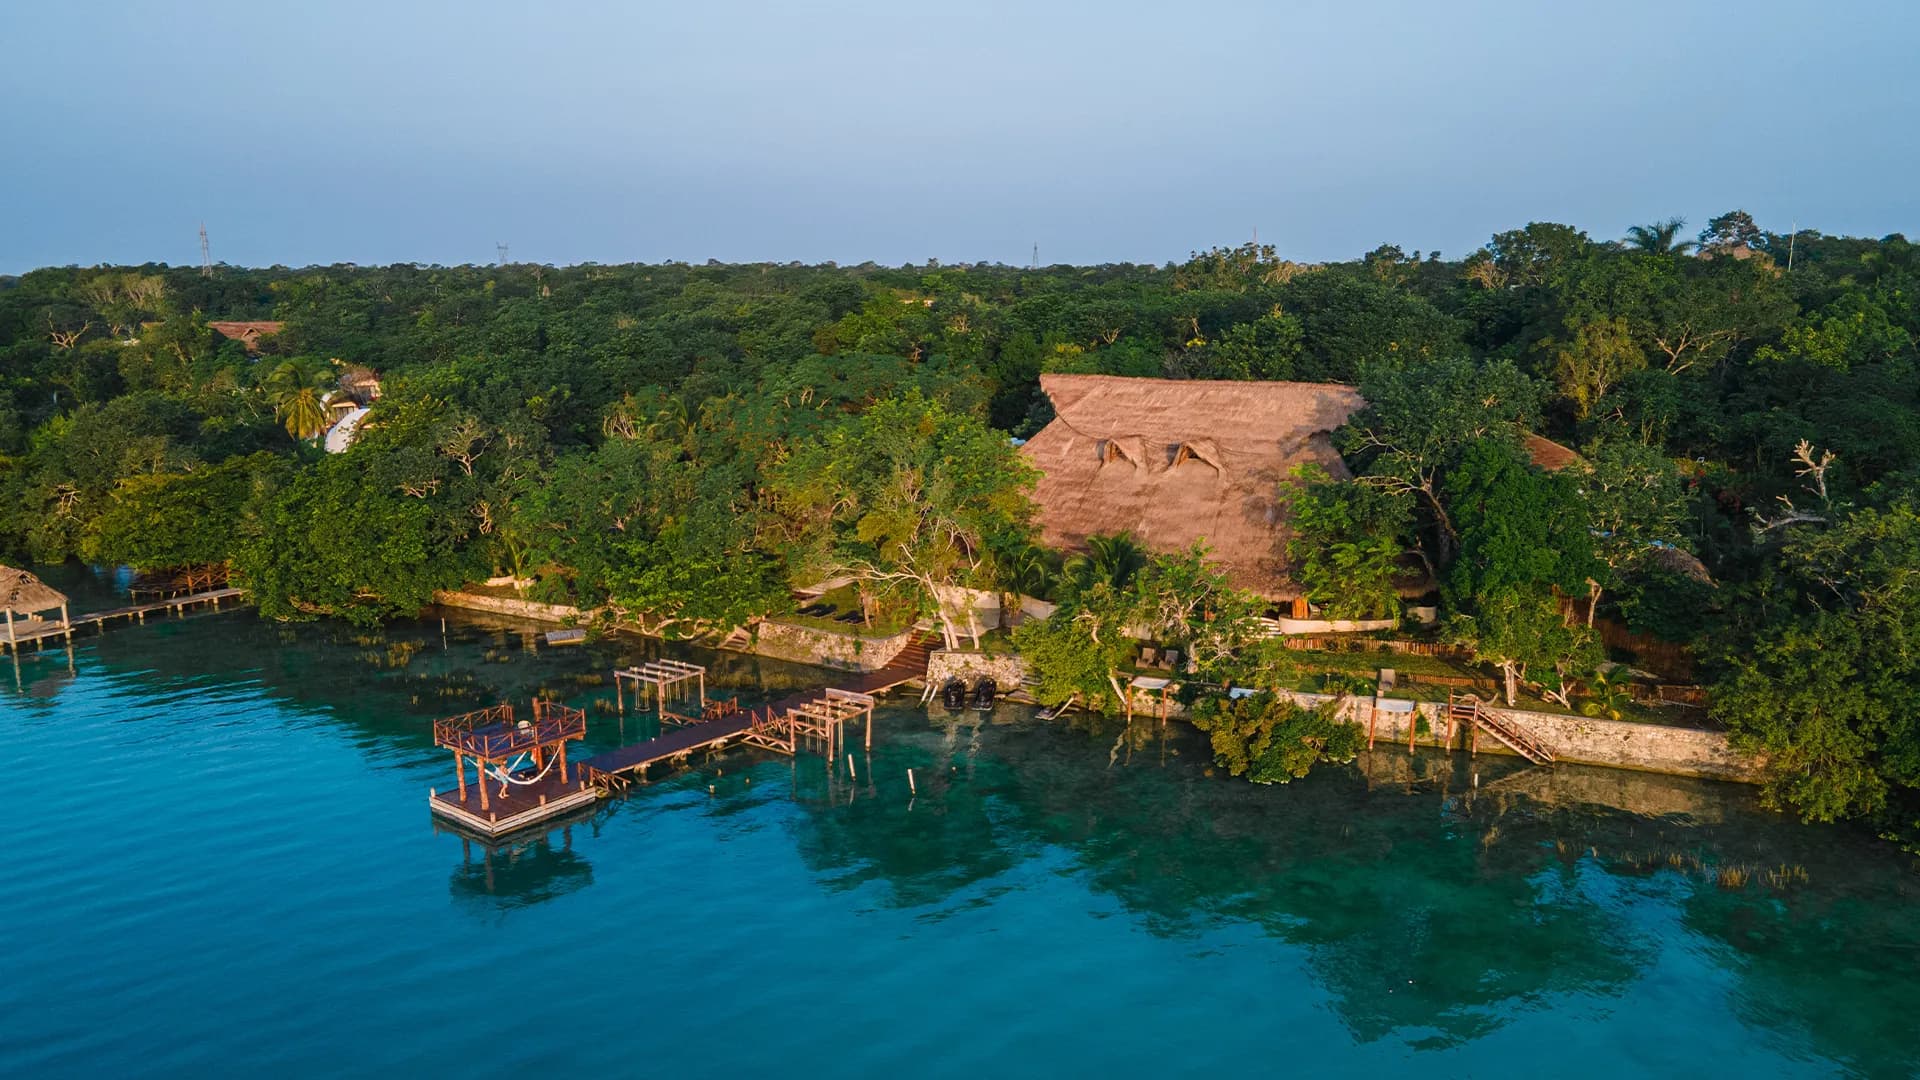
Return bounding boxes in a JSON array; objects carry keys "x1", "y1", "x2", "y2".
[{"x1": 5, "y1": 212, "x2": 1920, "y2": 836}]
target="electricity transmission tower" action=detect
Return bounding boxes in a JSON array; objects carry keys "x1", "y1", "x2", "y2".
[
  {"x1": 1030, "y1": 242, "x2": 1038, "y2": 270},
  {"x1": 496, "y1": 242, "x2": 510, "y2": 267},
  {"x1": 199, "y1": 224, "x2": 213, "y2": 277}
]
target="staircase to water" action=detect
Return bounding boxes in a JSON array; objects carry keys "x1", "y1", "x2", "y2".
[{"x1": 1448, "y1": 692, "x2": 1556, "y2": 764}]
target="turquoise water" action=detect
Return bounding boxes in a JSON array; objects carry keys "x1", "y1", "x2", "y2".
[{"x1": 4, "y1": 568, "x2": 1919, "y2": 1078}]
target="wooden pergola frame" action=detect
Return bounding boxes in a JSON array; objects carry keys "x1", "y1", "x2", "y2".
[
  {"x1": 782, "y1": 688, "x2": 876, "y2": 759},
  {"x1": 1124, "y1": 674, "x2": 1174, "y2": 729},
  {"x1": 614, "y1": 659, "x2": 706, "y2": 719}
]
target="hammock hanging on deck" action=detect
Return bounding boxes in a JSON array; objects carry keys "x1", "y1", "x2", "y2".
[{"x1": 486, "y1": 749, "x2": 562, "y2": 787}]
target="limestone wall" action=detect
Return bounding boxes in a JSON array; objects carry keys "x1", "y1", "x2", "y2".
[
  {"x1": 1280, "y1": 690, "x2": 1761, "y2": 783},
  {"x1": 933, "y1": 584, "x2": 1004, "y2": 632},
  {"x1": 926, "y1": 650, "x2": 1028, "y2": 691},
  {"x1": 749, "y1": 620, "x2": 916, "y2": 672},
  {"x1": 433, "y1": 590, "x2": 590, "y2": 624},
  {"x1": 1110, "y1": 683, "x2": 1761, "y2": 783},
  {"x1": 1271, "y1": 615, "x2": 1399, "y2": 634}
]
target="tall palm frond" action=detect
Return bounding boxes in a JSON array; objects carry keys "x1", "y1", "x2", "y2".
[
  {"x1": 265, "y1": 359, "x2": 333, "y2": 441},
  {"x1": 1063, "y1": 532, "x2": 1147, "y2": 595},
  {"x1": 1624, "y1": 217, "x2": 1696, "y2": 256}
]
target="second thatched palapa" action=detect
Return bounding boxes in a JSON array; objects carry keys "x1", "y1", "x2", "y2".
[{"x1": 1020, "y1": 374, "x2": 1367, "y2": 601}]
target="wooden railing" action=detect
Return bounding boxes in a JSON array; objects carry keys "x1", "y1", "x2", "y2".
[
  {"x1": 1279, "y1": 636, "x2": 1469, "y2": 659},
  {"x1": 432, "y1": 704, "x2": 515, "y2": 747},
  {"x1": 434, "y1": 701, "x2": 586, "y2": 759},
  {"x1": 741, "y1": 707, "x2": 796, "y2": 754},
  {"x1": 1450, "y1": 692, "x2": 1556, "y2": 765}
]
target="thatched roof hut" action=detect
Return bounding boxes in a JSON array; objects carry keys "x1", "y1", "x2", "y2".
[
  {"x1": 1020, "y1": 374, "x2": 1368, "y2": 600},
  {"x1": 1, "y1": 564, "x2": 71, "y2": 647},
  {"x1": 1523, "y1": 432, "x2": 1584, "y2": 472},
  {"x1": 1, "y1": 565, "x2": 66, "y2": 617},
  {"x1": 1649, "y1": 545, "x2": 1715, "y2": 585},
  {"x1": 206, "y1": 321, "x2": 284, "y2": 352}
]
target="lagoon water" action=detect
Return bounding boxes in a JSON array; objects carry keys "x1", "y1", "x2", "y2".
[{"x1": 3, "y1": 567, "x2": 1918, "y2": 1078}]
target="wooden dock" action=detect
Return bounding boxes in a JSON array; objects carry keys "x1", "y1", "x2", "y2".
[
  {"x1": 2, "y1": 588, "x2": 245, "y2": 652},
  {"x1": 578, "y1": 633, "x2": 938, "y2": 792},
  {"x1": 431, "y1": 770, "x2": 602, "y2": 837},
  {"x1": 429, "y1": 700, "x2": 596, "y2": 837}
]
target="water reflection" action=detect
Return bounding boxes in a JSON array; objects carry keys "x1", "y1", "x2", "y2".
[
  {"x1": 443, "y1": 807, "x2": 600, "y2": 915},
  {"x1": 16, "y1": 566, "x2": 1918, "y2": 1072},
  {"x1": 779, "y1": 710, "x2": 1919, "y2": 1068}
]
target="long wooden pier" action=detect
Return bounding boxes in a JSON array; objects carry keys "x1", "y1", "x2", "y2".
[
  {"x1": 577, "y1": 632, "x2": 937, "y2": 793},
  {"x1": 2, "y1": 588, "x2": 245, "y2": 652}
]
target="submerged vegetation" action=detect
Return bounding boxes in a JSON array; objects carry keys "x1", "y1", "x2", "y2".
[{"x1": 5, "y1": 215, "x2": 1920, "y2": 836}]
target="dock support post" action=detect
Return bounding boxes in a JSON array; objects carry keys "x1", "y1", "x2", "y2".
[
  {"x1": 456, "y1": 753, "x2": 467, "y2": 800},
  {"x1": 478, "y1": 762, "x2": 491, "y2": 812}
]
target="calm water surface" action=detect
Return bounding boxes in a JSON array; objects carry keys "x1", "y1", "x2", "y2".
[{"x1": 3, "y1": 567, "x2": 1918, "y2": 1078}]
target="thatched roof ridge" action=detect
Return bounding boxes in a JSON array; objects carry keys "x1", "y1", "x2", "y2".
[
  {"x1": 1021, "y1": 375, "x2": 1370, "y2": 600},
  {"x1": 0, "y1": 565, "x2": 68, "y2": 615},
  {"x1": 207, "y1": 321, "x2": 285, "y2": 352},
  {"x1": 1524, "y1": 432, "x2": 1583, "y2": 472},
  {"x1": 1650, "y1": 545, "x2": 1715, "y2": 585}
]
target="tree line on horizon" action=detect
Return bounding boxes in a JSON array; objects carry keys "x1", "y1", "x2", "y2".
[{"x1": 2, "y1": 210, "x2": 1918, "y2": 841}]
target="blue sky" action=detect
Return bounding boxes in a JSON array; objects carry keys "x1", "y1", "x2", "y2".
[{"x1": 3, "y1": 0, "x2": 1915, "y2": 271}]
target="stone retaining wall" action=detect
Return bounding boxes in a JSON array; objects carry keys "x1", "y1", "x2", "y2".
[
  {"x1": 1113, "y1": 684, "x2": 1762, "y2": 783},
  {"x1": 926, "y1": 650, "x2": 1029, "y2": 692},
  {"x1": 1287, "y1": 691, "x2": 1760, "y2": 783},
  {"x1": 433, "y1": 590, "x2": 591, "y2": 623},
  {"x1": 749, "y1": 620, "x2": 916, "y2": 672}
]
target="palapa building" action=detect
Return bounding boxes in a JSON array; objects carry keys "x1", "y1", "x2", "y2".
[
  {"x1": 0, "y1": 564, "x2": 71, "y2": 651},
  {"x1": 1020, "y1": 374, "x2": 1371, "y2": 607}
]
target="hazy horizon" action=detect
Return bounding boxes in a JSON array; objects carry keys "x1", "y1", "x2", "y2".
[{"x1": 6, "y1": 1, "x2": 1916, "y2": 273}]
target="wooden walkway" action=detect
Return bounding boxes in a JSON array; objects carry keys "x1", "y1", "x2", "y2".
[
  {"x1": 3, "y1": 588, "x2": 244, "y2": 652},
  {"x1": 579, "y1": 632, "x2": 938, "y2": 790}
]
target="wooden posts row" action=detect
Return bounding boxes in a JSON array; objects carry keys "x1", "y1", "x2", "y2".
[{"x1": 614, "y1": 660, "x2": 707, "y2": 718}]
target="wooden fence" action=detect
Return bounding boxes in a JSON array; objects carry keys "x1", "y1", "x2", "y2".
[{"x1": 1279, "y1": 636, "x2": 1471, "y2": 659}]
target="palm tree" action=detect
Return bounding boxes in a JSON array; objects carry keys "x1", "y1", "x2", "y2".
[
  {"x1": 995, "y1": 543, "x2": 1057, "y2": 602},
  {"x1": 1063, "y1": 532, "x2": 1147, "y2": 596},
  {"x1": 1580, "y1": 666, "x2": 1634, "y2": 722},
  {"x1": 265, "y1": 359, "x2": 332, "y2": 441},
  {"x1": 1624, "y1": 217, "x2": 1696, "y2": 256}
]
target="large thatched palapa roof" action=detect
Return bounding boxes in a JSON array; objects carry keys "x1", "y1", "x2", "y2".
[
  {"x1": 0, "y1": 565, "x2": 68, "y2": 616},
  {"x1": 1523, "y1": 432, "x2": 1583, "y2": 472},
  {"x1": 1021, "y1": 374, "x2": 1366, "y2": 600}
]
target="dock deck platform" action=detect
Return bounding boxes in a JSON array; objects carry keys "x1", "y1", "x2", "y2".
[{"x1": 430, "y1": 769, "x2": 602, "y2": 837}]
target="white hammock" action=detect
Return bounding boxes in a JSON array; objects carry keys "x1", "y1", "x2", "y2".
[{"x1": 485, "y1": 750, "x2": 562, "y2": 787}]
